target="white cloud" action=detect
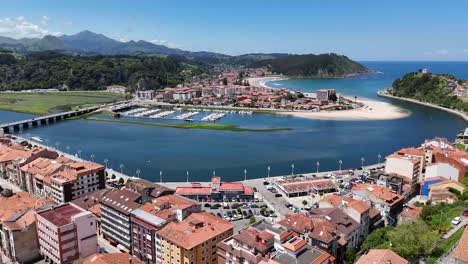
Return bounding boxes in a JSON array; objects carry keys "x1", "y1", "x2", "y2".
[
  {"x1": 150, "y1": 39, "x2": 178, "y2": 48},
  {"x1": 119, "y1": 37, "x2": 128, "y2": 42},
  {"x1": 435, "y1": 49, "x2": 449, "y2": 56},
  {"x1": 64, "y1": 21, "x2": 73, "y2": 26},
  {"x1": 41, "y1": 15, "x2": 51, "y2": 25},
  {"x1": 0, "y1": 16, "x2": 61, "y2": 38}
]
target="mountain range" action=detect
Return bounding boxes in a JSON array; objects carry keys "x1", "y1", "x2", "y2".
[{"x1": 0, "y1": 30, "x2": 290, "y2": 64}]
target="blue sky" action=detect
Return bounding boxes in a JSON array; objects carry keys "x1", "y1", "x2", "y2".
[{"x1": 1, "y1": 0, "x2": 468, "y2": 60}]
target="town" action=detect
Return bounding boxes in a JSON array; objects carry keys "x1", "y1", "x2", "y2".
[
  {"x1": 0, "y1": 132, "x2": 466, "y2": 264},
  {"x1": 106, "y1": 68, "x2": 363, "y2": 113}
]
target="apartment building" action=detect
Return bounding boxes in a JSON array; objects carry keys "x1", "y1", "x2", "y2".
[
  {"x1": 351, "y1": 184, "x2": 404, "y2": 225},
  {"x1": 71, "y1": 189, "x2": 111, "y2": 235},
  {"x1": 277, "y1": 214, "x2": 340, "y2": 260},
  {"x1": 36, "y1": 203, "x2": 99, "y2": 264},
  {"x1": 356, "y1": 249, "x2": 408, "y2": 264},
  {"x1": 0, "y1": 191, "x2": 55, "y2": 264},
  {"x1": 125, "y1": 178, "x2": 174, "y2": 202},
  {"x1": 156, "y1": 212, "x2": 235, "y2": 264},
  {"x1": 130, "y1": 195, "x2": 201, "y2": 263},
  {"x1": 0, "y1": 143, "x2": 58, "y2": 186},
  {"x1": 20, "y1": 156, "x2": 68, "y2": 195},
  {"x1": 100, "y1": 189, "x2": 142, "y2": 250}
]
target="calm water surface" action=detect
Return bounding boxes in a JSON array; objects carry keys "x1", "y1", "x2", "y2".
[{"x1": 1, "y1": 61, "x2": 467, "y2": 182}]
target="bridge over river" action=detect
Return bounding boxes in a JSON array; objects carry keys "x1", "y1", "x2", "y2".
[{"x1": 0, "y1": 101, "x2": 131, "y2": 135}]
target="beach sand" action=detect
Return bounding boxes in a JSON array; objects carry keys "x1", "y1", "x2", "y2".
[
  {"x1": 278, "y1": 98, "x2": 410, "y2": 120},
  {"x1": 248, "y1": 76, "x2": 410, "y2": 121},
  {"x1": 248, "y1": 76, "x2": 288, "y2": 88}
]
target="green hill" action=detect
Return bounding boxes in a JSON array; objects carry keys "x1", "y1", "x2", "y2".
[
  {"x1": 0, "y1": 52, "x2": 208, "y2": 91},
  {"x1": 391, "y1": 72, "x2": 468, "y2": 112},
  {"x1": 250, "y1": 53, "x2": 369, "y2": 77}
]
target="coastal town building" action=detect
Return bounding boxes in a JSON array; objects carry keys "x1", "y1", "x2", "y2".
[
  {"x1": 100, "y1": 189, "x2": 142, "y2": 251},
  {"x1": 0, "y1": 191, "x2": 55, "y2": 264},
  {"x1": 233, "y1": 220, "x2": 336, "y2": 264},
  {"x1": 156, "y1": 211, "x2": 235, "y2": 264},
  {"x1": 420, "y1": 177, "x2": 465, "y2": 203},
  {"x1": 456, "y1": 128, "x2": 468, "y2": 148},
  {"x1": 136, "y1": 90, "x2": 156, "y2": 100},
  {"x1": 84, "y1": 253, "x2": 144, "y2": 264},
  {"x1": 316, "y1": 89, "x2": 336, "y2": 102},
  {"x1": 106, "y1": 85, "x2": 128, "y2": 94},
  {"x1": 36, "y1": 203, "x2": 99, "y2": 264},
  {"x1": 272, "y1": 178, "x2": 338, "y2": 197},
  {"x1": 174, "y1": 176, "x2": 254, "y2": 201},
  {"x1": 398, "y1": 205, "x2": 422, "y2": 223},
  {"x1": 0, "y1": 142, "x2": 58, "y2": 186},
  {"x1": 70, "y1": 189, "x2": 111, "y2": 235},
  {"x1": 355, "y1": 249, "x2": 408, "y2": 264},
  {"x1": 130, "y1": 195, "x2": 200, "y2": 263},
  {"x1": 319, "y1": 195, "x2": 371, "y2": 245},
  {"x1": 351, "y1": 184, "x2": 404, "y2": 225},
  {"x1": 125, "y1": 178, "x2": 174, "y2": 202},
  {"x1": 277, "y1": 214, "x2": 342, "y2": 261}
]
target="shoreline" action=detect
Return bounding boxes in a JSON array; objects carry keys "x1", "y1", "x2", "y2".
[
  {"x1": 249, "y1": 76, "x2": 411, "y2": 121},
  {"x1": 377, "y1": 91, "x2": 468, "y2": 122}
]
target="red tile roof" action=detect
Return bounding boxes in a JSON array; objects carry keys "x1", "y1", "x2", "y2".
[
  {"x1": 453, "y1": 226, "x2": 468, "y2": 262},
  {"x1": 175, "y1": 186, "x2": 212, "y2": 196},
  {"x1": 84, "y1": 253, "x2": 144, "y2": 264},
  {"x1": 38, "y1": 203, "x2": 84, "y2": 226},
  {"x1": 356, "y1": 249, "x2": 408, "y2": 264},
  {"x1": 219, "y1": 182, "x2": 245, "y2": 191}
]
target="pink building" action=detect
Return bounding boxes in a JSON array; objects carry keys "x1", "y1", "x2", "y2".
[{"x1": 36, "y1": 203, "x2": 99, "y2": 264}]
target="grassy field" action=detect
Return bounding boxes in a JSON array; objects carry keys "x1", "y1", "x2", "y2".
[
  {"x1": 85, "y1": 117, "x2": 292, "y2": 132},
  {"x1": 0, "y1": 92, "x2": 126, "y2": 115}
]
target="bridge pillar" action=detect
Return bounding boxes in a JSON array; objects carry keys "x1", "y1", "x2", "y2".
[
  {"x1": 53, "y1": 117, "x2": 57, "y2": 122},
  {"x1": 60, "y1": 115, "x2": 64, "y2": 121},
  {"x1": 8, "y1": 126, "x2": 14, "y2": 134},
  {"x1": 28, "y1": 122, "x2": 33, "y2": 128}
]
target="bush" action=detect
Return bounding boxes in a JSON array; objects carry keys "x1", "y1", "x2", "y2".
[
  {"x1": 249, "y1": 216, "x2": 256, "y2": 224},
  {"x1": 118, "y1": 177, "x2": 125, "y2": 185}
]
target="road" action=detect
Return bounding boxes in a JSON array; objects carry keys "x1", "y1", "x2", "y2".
[{"x1": 443, "y1": 217, "x2": 467, "y2": 239}]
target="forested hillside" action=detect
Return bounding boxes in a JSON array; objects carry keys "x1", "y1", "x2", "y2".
[
  {"x1": 391, "y1": 72, "x2": 468, "y2": 112},
  {"x1": 0, "y1": 51, "x2": 208, "y2": 91}
]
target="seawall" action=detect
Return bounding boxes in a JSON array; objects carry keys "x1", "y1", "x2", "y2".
[{"x1": 377, "y1": 91, "x2": 468, "y2": 123}]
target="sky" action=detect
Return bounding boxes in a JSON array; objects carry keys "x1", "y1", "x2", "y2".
[{"x1": 1, "y1": 0, "x2": 468, "y2": 61}]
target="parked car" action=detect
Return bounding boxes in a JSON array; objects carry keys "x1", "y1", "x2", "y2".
[
  {"x1": 263, "y1": 181, "x2": 270, "y2": 185},
  {"x1": 275, "y1": 193, "x2": 283, "y2": 197},
  {"x1": 242, "y1": 211, "x2": 248, "y2": 217},
  {"x1": 204, "y1": 203, "x2": 210, "y2": 208},
  {"x1": 231, "y1": 203, "x2": 240, "y2": 209},
  {"x1": 463, "y1": 210, "x2": 468, "y2": 217},
  {"x1": 451, "y1": 217, "x2": 462, "y2": 225}
]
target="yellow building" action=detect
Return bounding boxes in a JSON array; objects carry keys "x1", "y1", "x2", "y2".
[
  {"x1": 156, "y1": 211, "x2": 234, "y2": 264},
  {"x1": 428, "y1": 179, "x2": 465, "y2": 203}
]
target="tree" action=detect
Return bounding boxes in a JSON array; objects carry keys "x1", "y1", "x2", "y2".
[
  {"x1": 302, "y1": 200, "x2": 308, "y2": 206},
  {"x1": 237, "y1": 207, "x2": 242, "y2": 213},
  {"x1": 361, "y1": 227, "x2": 391, "y2": 252},
  {"x1": 329, "y1": 93, "x2": 338, "y2": 102},
  {"x1": 344, "y1": 247, "x2": 357, "y2": 264},
  {"x1": 249, "y1": 216, "x2": 256, "y2": 225},
  {"x1": 111, "y1": 174, "x2": 116, "y2": 180},
  {"x1": 260, "y1": 207, "x2": 267, "y2": 213}
]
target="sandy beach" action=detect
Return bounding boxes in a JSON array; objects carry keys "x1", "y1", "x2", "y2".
[
  {"x1": 278, "y1": 98, "x2": 410, "y2": 120},
  {"x1": 248, "y1": 76, "x2": 288, "y2": 88}
]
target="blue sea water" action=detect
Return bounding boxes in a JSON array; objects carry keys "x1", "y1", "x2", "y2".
[{"x1": 1, "y1": 61, "x2": 467, "y2": 182}]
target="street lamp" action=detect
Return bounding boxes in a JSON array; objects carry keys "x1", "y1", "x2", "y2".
[
  {"x1": 55, "y1": 142, "x2": 60, "y2": 151},
  {"x1": 119, "y1": 163, "x2": 124, "y2": 174},
  {"x1": 160, "y1": 171, "x2": 163, "y2": 183},
  {"x1": 267, "y1": 166, "x2": 271, "y2": 178},
  {"x1": 291, "y1": 163, "x2": 295, "y2": 176},
  {"x1": 77, "y1": 149, "x2": 82, "y2": 159},
  {"x1": 104, "y1": 158, "x2": 109, "y2": 168},
  {"x1": 244, "y1": 169, "x2": 247, "y2": 181},
  {"x1": 360, "y1": 157, "x2": 365, "y2": 168},
  {"x1": 186, "y1": 171, "x2": 189, "y2": 183},
  {"x1": 136, "y1": 169, "x2": 141, "y2": 178},
  {"x1": 90, "y1": 153, "x2": 95, "y2": 162},
  {"x1": 213, "y1": 170, "x2": 216, "y2": 177},
  {"x1": 338, "y1": 160, "x2": 343, "y2": 172},
  {"x1": 378, "y1": 154, "x2": 382, "y2": 165},
  {"x1": 66, "y1": 145, "x2": 70, "y2": 153},
  {"x1": 316, "y1": 161, "x2": 320, "y2": 173}
]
